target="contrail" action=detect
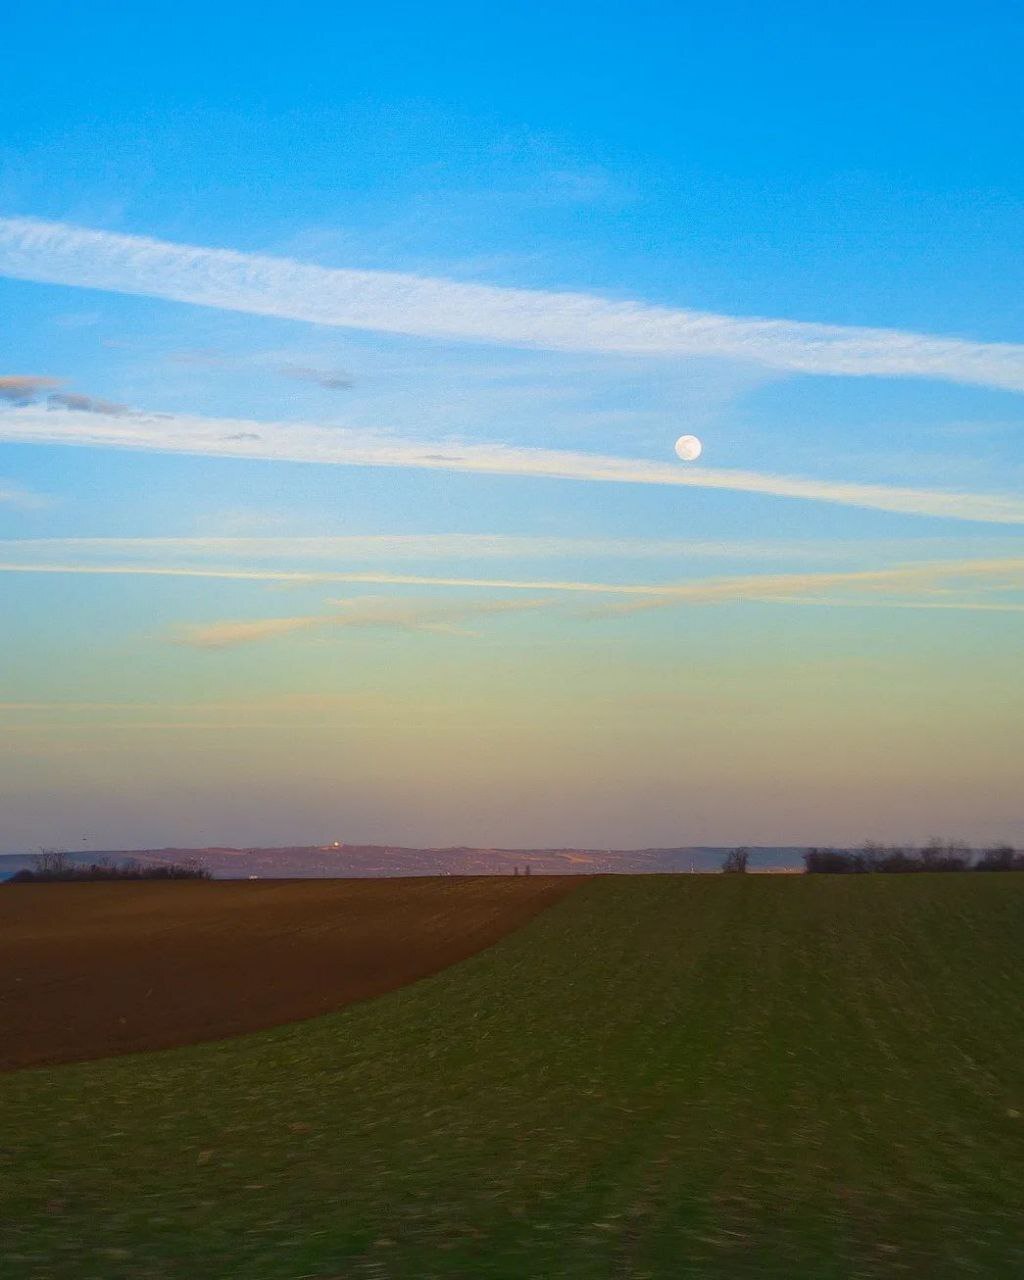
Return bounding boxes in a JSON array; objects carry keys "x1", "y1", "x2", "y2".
[
  {"x1": 3, "y1": 217, "x2": 1024, "y2": 390},
  {"x1": 3, "y1": 405, "x2": 1024, "y2": 525}
]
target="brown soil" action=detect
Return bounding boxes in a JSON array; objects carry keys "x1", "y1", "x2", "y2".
[{"x1": 0, "y1": 876, "x2": 583, "y2": 1070}]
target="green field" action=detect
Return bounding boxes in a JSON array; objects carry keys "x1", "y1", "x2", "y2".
[{"x1": 3, "y1": 875, "x2": 1024, "y2": 1278}]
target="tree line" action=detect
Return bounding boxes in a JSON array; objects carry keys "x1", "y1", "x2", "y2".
[
  {"x1": 804, "y1": 841, "x2": 1023, "y2": 873},
  {"x1": 719, "y1": 841, "x2": 1023, "y2": 874},
  {"x1": 7, "y1": 849, "x2": 212, "y2": 883}
]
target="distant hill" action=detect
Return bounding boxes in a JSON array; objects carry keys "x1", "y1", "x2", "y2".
[{"x1": 0, "y1": 843, "x2": 805, "y2": 879}]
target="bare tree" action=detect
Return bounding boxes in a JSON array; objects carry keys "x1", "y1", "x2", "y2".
[
  {"x1": 721, "y1": 848, "x2": 750, "y2": 874},
  {"x1": 976, "y1": 845, "x2": 1023, "y2": 872},
  {"x1": 34, "y1": 848, "x2": 71, "y2": 877}
]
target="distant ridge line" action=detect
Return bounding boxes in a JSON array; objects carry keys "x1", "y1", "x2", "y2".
[{"x1": 0, "y1": 844, "x2": 806, "y2": 878}]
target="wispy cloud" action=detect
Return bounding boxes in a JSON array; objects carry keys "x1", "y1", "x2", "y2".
[
  {"x1": 0, "y1": 560, "x2": 660, "y2": 593},
  {"x1": 3, "y1": 217, "x2": 1024, "y2": 391},
  {"x1": 166, "y1": 347, "x2": 228, "y2": 368},
  {"x1": 3, "y1": 406, "x2": 1023, "y2": 524},
  {"x1": 167, "y1": 348, "x2": 353, "y2": 390},
  {"x1": 178, "y1": 614, "x2": 322, "y2": 647},
  {"x1": 47, "y1": 391, "x2": 131, "y2": 415},
  {"x1": 52, "y1": 310, "x2": 103, "y2": 330},
  {"x1": 583, "y1": 558, "x2": 1024, "y2": 615},
  {"x1": 0, "y1": 533, "x2": 907, "y2": 564},
  {"x1": 764, "y1": 595, "x2": 1024, "y2": 615},
  {"x1": 178, "y1": 595, "x2": 549, "y2": 648},
  {"x1": 0, "y1": 375, "x2": 58, "y2": 404},
  {"x1": 173, "y1": 559, "x2": 1024, "y2": 649},
  {"x1": 0, "y1": 482, "x2": 50, "y2": 510},
  {"x1": 6, "y1": 554, "x2": 1013, "y2": 612},
  {"x1": 276, "y1": 363, "x2": 353, "y2": 390},
  {"x1": 1, "y1": 374, "x2": 132, "y2": 416}
]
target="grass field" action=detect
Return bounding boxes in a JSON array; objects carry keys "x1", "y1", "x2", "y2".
[{"x1": 3, "y1": 875, "x2": 1024, "y2": 1278}]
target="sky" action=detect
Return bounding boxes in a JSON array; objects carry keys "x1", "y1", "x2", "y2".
[{"x1": 1, "y1": 1, "x2": 1022, "y2": 852}]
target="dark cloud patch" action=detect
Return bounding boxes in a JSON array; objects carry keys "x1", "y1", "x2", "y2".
[
  {"x1": 3, "y1": 377, "x2": 133, "y2": 416},
  {"x1": 47, "y1": 392, "x2": 131, "y2": 416},
  {"x1": 277, "y1": 364, "x2": 353, "y2": 390},
  {"x1": 0, "y1": 375, "x2": 59, "y2": 405},
  {"x1": 223, "y1": 432, "x2": 262, "y2": 441}
]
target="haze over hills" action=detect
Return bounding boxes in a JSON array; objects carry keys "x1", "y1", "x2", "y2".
[{"x1": 0, "y1": 843, "x2": 805, "y2": 879}]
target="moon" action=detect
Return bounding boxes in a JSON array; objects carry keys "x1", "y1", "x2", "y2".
[{"x1": 674, "y1": 434, "x2": 703, "y2": 462}]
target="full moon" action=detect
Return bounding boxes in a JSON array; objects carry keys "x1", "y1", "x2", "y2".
[{"x1": 674, "y1": 434, "x2": 703, "y2": 462}]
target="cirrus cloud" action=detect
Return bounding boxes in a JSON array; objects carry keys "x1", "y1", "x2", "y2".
[
  {"x1": 2, "y1": 404, "x2": 1023, "y2": 525},
  {"x1": 4, "y1": 217, "x2": 1024, "y2": 391},
  {"x1": 177, "y1": 595, "x2": 549, "y2": 648}
]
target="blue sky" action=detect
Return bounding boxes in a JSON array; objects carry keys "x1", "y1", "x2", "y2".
[{"x1": 1, "y1": 2, "x2": 1022, "y2": 851}]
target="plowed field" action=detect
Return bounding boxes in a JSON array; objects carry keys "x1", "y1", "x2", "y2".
[{"x1": 0, "y1": 876, "x2": 582, "y2": 1069}]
